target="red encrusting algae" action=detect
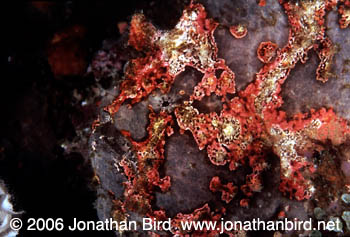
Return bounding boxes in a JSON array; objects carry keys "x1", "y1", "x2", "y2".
[
  {"x1": 95, "y1": 0, "x2": 350, "y2": 235},
  {"x1": 209, "y1": 176, "x2": 238, "y2": 203},
  {"x1": 229, "y1": 24, "x2": 248, "y2": 39},
  {"x1": 105, "y1": 3, "x2": 235, "y2": 117},
  {"x1": 119, "y1": 107, "x2": 173, "y2": 214},
  {"x1": 257, "y1": 41, "x2": 278, "y2": 64},
  {"x1": 339, "y1": 0, "x2": 350, "y2": 28}
]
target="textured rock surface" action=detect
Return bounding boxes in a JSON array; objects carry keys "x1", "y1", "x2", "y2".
[
  {"x1": 282, "y1": 10, "x2": 350, "y2": 119},
  {"x1": 89, "y1": 1, "x2": 350, "y2": 236},
  {"x1": 3, "y1": 1, "x2": 349, "y2": 236},
  {"x1": 203, "y1": 0, "x2": 289, "y2": 91}
]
